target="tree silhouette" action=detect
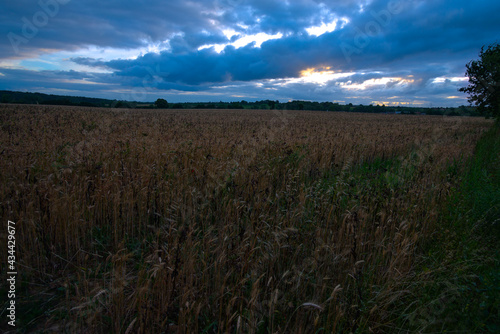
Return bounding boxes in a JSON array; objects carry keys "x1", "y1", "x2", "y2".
[
  {"x1": 459, "y1": 43, "x2": 500, "y2": 118},
  {"x1": 155, "y1": 98, "x2": 169, "y2": 109}
]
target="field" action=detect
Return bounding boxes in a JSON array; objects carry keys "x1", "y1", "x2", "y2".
[{"x1": 0, "y1": 104, "x2": 495, "y2": 333}]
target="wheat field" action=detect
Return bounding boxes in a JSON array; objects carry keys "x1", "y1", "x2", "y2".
[{"x1": 0, "y1": 104, "x2": 493, "y2": 333}]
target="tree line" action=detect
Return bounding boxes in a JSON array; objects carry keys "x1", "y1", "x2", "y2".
[
  {"x1": 152, "y1": 98, "x2": 482, "y2": 116},
  {"x1": 0, "y1": 90, "x2": 485, "y2": 117}
]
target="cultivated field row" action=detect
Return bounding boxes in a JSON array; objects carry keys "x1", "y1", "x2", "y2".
[{"x1": 0, "y1": 105, "x2": 493, "y2": 332}]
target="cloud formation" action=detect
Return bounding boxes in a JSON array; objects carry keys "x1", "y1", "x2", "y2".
[{"x1": 0, "y1": 0, "x2": 499, "y2": 106}]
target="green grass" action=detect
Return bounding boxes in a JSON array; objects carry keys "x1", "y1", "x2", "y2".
[{"x1": 400, "y1": 124, "x2": 500, "y2": 333}]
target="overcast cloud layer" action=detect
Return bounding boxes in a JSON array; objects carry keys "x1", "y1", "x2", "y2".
[{"x1": 0, "y1": 0, "x2": 499, "y2": 106}]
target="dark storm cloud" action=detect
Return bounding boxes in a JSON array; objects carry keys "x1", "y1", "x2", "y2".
[
  {"x1": 66, "y1": 0, "x2": 499, "y2": 86},
  {"x1": 0, "y1": 0, "x2": 499, "y2": 106},
  {"x1": 0, "y1": 67, "x2": 114, "y2": 91},
  {"x1": 0, "y1": 0, "x2": 229, "y2": 58}
]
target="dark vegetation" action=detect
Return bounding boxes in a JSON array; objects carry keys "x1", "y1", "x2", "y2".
[
  {"x1": 0, "y1": 90, "x2": 113, "y2": 108},
  {"x1": 397, "y1": 124, "x2": 500, "y2": 333},
  {"x1": 459, "y1": 43, "x2": 500, "y2": 119},
  {"x1": 0, "y1": 90, "x2": 484, "y2": 116}
]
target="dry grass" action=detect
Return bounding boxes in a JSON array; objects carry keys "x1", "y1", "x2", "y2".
[{"x1": 0, "y1": 104, "x2": 493, "y2": 333}]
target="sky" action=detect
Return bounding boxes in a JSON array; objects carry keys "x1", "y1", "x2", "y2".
[{"x1": 0, "y1": 0, "x2": 499, "y2": 107}]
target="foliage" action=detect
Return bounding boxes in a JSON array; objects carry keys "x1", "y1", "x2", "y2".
[
  {"x1": 0, "y1": 90, "x2": 485, "y2": 116},
  {"x1": 459, "y1": 43, "x2": 500, "y2": 118},
  {"x1": 0, "y1": 90, "x2": 111, "y2": 107},
  {"x1": 155, "y1": 98, "x2": 169, "y2": 109},
  {"x1": 396, "y1": 125, "x2": 500, "y2": 332}
]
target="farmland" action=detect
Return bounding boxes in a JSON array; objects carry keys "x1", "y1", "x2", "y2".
[{"x1": 0, "y1": 104, "x2": 496, "y2": 333}]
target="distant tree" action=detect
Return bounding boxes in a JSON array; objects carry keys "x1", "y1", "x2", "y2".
[
  {"x1": 79, "y1": 101, "x2": 97, "y2": 107},
  {"x1": 268, "y1": 100, "x2": 276, "y2": 109},
  {"x1": 459, "y1": 43, "x2": 500, "y2": 118},
  {"x1": 229, "y1": 102, "x2": 243, "y2": 109},
  {"x1": 155, "y1": 98, "x2": 169, "y2": 109},
  {"x1": 114, "y1": 101, "x2": 125, "y2": 108}
]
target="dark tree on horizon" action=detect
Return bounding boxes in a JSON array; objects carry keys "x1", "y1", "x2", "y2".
[{"x1": 155, "y1": 98, "x2": 169, "y2": 109}]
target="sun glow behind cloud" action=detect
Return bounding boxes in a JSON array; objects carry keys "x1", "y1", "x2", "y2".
[
  {"x1": 432, "y1": 77, "x2": 468, "y2": 83},
  {"x1": 7, "y1": 38, "x2": 177, "y2": 73},
  {"x1": 340, "y1": 77, "x2": 415, "y2": 90},
  {"x1": 305, "y1": 18, "x2": 349, "y2": 36},
  {"x1": 370, "y1": 100, "x2": 425, "y2": 106},
  {"x1": 306, "y1": 20, "x2": 338, "y2": 36},
  {"x1": 281, "y1": 67, "x2": 356, "y2": 85},
  {"x1": 198, "y1": 32, "x2": 283, "y2": 53}
]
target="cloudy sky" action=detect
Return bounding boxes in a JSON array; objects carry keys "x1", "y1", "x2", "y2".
[{"x1": 0, "y1": 0, "x2": 499, "y2": 106}]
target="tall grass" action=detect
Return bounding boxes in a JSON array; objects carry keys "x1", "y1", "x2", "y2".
[
  {"x1": 396, "y1": 124, "x2": 499, "y2": 333},
  {"x1": 0, "y1": 104, "x2": 493, "y2": 333}
]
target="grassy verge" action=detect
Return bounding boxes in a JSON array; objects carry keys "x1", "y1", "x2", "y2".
[{"x1": 399, "y1": 124, "x2": 500, "y2": 333}]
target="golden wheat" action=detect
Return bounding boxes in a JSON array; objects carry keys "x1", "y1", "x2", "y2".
[{"x1": 0, "y1": 104, "x2": 492, "y2": 333}]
